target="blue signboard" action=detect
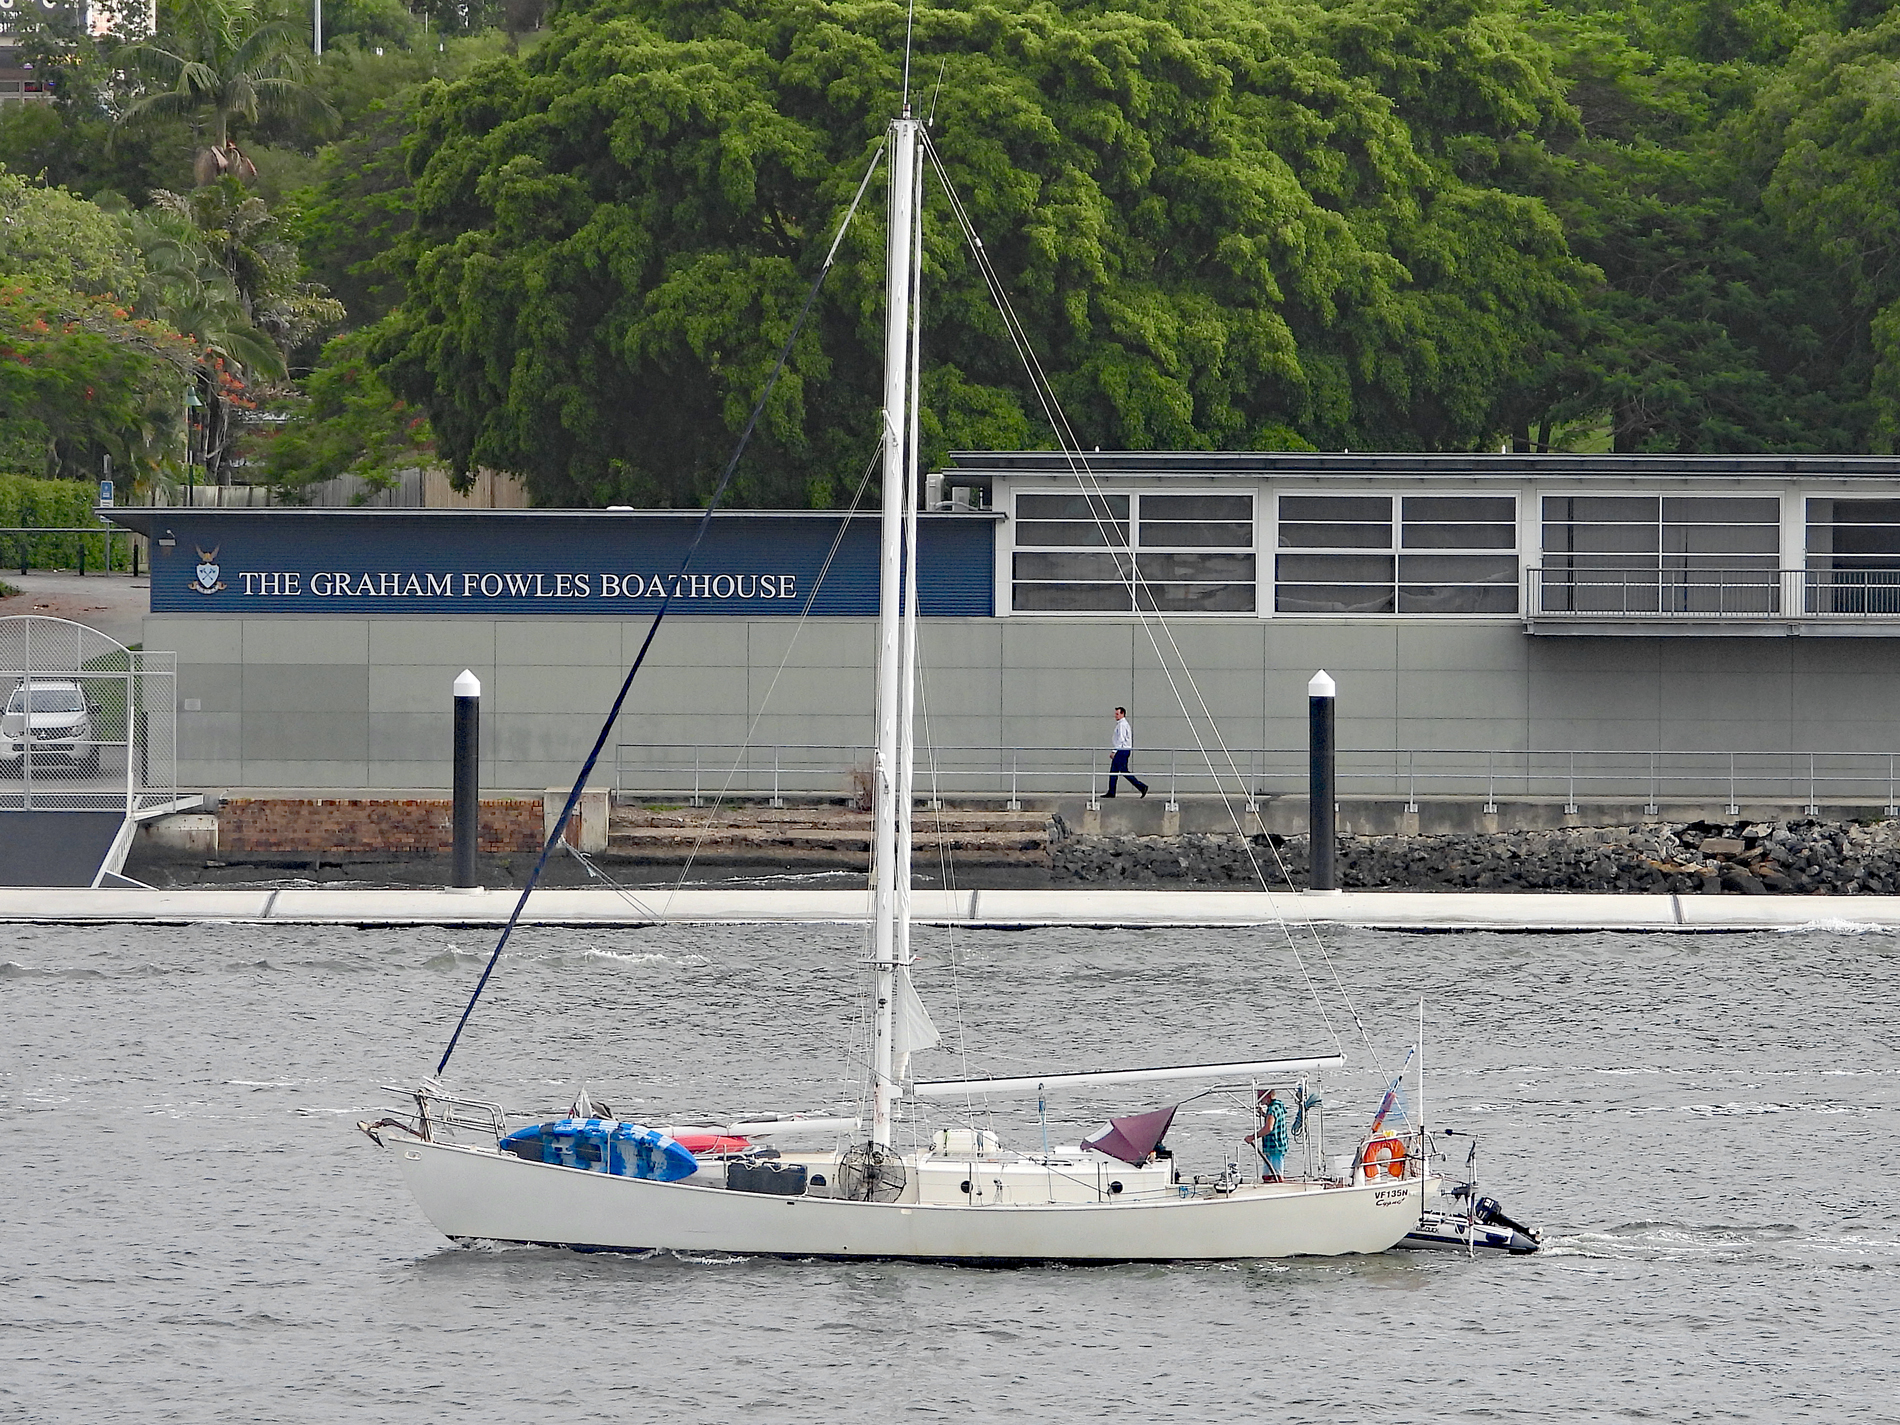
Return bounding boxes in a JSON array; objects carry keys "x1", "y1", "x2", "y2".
[{"x1": 109, "y1": 510, "x2": 996, "y2": 617}]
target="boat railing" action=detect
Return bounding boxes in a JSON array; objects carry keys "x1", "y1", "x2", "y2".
[
  {"x1": 379, "y1": 1083, "x2": 506, "y2": 1143},
  {"x1": 613, "y1": 742, "x2": 1900, "y2": 814},
  {"x1": 1353, "y1": 1128, "x2": 1430, "y2": 1188}
]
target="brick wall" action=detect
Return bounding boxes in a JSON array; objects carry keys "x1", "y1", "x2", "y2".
[{"x1": 220, "y1": 798, "x2": 543, "y2": 854}]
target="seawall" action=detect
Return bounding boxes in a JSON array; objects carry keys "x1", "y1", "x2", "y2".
[{"x1": 1053, "y1": 817, "x2": 1900, "y2": 895}]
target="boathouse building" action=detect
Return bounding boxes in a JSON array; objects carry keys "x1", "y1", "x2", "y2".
[{"x1": 105, "y1": 453, "x2": 1900, "y2": 812}]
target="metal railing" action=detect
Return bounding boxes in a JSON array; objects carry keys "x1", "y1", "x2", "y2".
[
  {"x1": 1527, "y1": 566, "x2": 1900, "y2": 621},
  {"x1": 0, "y1": 527, "x2": 137, "y2": 576},
  {"x1": 613, "y1": 743, "x2": 1900, "y2": 813}
]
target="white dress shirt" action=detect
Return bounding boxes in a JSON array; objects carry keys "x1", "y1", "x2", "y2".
[{"x1": 1112, "y1": 717, "x2": 1133, "y2": 752}]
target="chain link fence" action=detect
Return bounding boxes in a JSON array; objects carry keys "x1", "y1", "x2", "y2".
[{"x1": 0, "y1": 617, "x2": 176, "y2": 814}]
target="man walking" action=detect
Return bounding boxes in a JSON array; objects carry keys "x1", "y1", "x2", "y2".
[{"x1": 1105, "y1": 706, "x2": 1148, "y2": 798}]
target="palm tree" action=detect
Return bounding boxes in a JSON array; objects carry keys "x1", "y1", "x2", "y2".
[
  {"x1": 126, "y1": 199, "x2": 290, "y2": 483},
  {"x1": 116, "y1": 0, "x2": 335, "y2": 174}
]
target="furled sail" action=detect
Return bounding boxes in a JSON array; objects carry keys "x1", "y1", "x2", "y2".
[
  {"x1": 912, "y1": 1054, "x2": 1343, "y2": 1099},
  {"x1": 893, "y1": 965, "x2": 940, "y2": 1081}
]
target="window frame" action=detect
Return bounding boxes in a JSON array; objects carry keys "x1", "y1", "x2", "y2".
[
  {"x1": 1272, "y1": 491, "x2": 1520, "y2": 617},
  {"x1": 1537, "y1": 493, "x2": 1783, "y2": 615},
  {"x1": 1008, "y1": 488, "x2": 1258, "y2": 615}
]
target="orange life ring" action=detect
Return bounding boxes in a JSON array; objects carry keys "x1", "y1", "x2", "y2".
[{"x1": 1361, "y1": 1136, "x2": 1409, "y2": 1180}]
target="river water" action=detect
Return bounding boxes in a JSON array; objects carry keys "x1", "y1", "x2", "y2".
[{"x1": 3, "y1": 917, "x2": 1895, "y2": 1422}]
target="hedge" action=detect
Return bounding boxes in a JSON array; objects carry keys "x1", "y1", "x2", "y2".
[{"x1": 0, "y1": 473, "x2": 118, "y2": 570}]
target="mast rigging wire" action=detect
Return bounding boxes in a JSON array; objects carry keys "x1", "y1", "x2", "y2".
[
  {"x1": 656, "y1": 439, "x2": 882, "y2": 913},
  {"x1": 918, "y1": 129, "x2": 1392, "y2": 1082},
  {"x1": 433, "y1": 144, "x2": 888, "y2": 1077}
]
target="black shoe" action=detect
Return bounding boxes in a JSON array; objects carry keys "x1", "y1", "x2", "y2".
[
  {"x1": 1139, "y1": 785, "x2": 1148, "y2": 798},
  {"x1": 1103, "y1": 790, "x2": 1116, "y2": 798}
]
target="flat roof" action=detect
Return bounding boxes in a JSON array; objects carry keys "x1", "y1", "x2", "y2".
[
  {"x1": 943, "y1": 451, "x2": 1900, "y2": 480},
  {"x1": 99, "y1": 507, "x2": 1004, "y2": 535}
]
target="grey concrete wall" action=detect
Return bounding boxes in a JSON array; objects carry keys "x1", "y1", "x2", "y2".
[{"x1": 148, "y1": 613, "x2": 1900, "y2": 793}]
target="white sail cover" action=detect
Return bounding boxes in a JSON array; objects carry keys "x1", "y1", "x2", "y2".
[{"x1": 893, "y1": 965, "x2": 940, "y2": 1072}]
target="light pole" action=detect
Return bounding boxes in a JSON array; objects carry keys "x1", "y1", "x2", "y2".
[{"x1": 184, "y1": 384, "x2": 202, "y2": 506}]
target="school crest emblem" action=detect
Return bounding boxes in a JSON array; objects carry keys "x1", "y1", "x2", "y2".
[{"x1": 193, "y1": 546, "x2": 225, "y2": 595}]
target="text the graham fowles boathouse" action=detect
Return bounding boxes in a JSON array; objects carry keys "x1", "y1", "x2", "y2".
[{"x1": 249, "y1": 571, "x2": 805, "y2": 601}]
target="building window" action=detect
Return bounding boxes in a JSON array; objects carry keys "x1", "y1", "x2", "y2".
[
  {"x1": 1275, "y1": 494, "x2": 1517, "y2": 614},
  {"x1": 1807, "y1": 498, "x2": 1900, "y2": 613},
  {"x1": 1539, "y1": 496, "x2": 1779, "y2": 613},
  {"x1": 1011, "y1": 492, "x2": 1254, "y2": 612}
]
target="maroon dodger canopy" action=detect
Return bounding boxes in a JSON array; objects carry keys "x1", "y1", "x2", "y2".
[{"x1": 1082, "y1": 1105, "x2": 1178, "y2": 1165}]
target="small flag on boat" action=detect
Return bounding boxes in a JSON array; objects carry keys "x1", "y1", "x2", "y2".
[{"x1": 1365, "y1": 1046, "x2": 1416, "y2": 1138}]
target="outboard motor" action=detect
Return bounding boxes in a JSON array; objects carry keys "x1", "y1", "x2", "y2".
[
  {"x1": 1470, "y1": 1194, "x2": 1540, "y2": 1242},
  {"x1": 1451, "y1": 1183, "x2": 1542, "y2": 1244}
]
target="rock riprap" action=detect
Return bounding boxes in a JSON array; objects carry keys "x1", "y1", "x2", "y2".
[{"x1": 1048, "y1": 818, "x2": 1900, "y2": 894}]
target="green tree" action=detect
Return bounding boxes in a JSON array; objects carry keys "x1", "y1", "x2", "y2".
[
  {"x1": 0, "y1": 6, "x2": 194, "y2": 201},
  {"x1": 1755, "y1": 14, "x2": 1900, "y2": 449},
  {"x1": 258, "y1": 328, "x2": 435, "y2": 493},
  {"x1": 0, "y1": 280, "x2": 193, "y2": 481},
  {"x1": 122, "y1": 181, "x2": 349, "y2": 480},
  {"x1": 1523, "y1": 0, "x2": 1881, "y2": 452},
  {"x1": 0, "y1": 167, "x2": 190, "y2": 480},
  {"x1": 141, "y1": 179, "x2": 345, "y2": 354},
  {"x1": 0, "y1": 165, "x2": 147, "y2": 300},
  {"x1": 283, "y1": 34, "x2": 515, "y2": 326},
  {"x1": 116, "y1": 0, "x2": 336, "y2": 160},
  {"x1": 373, "y1": 0, "x2": 1593, "y2": 507}
]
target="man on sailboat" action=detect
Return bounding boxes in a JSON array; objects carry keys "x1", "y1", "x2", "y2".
[
  {"x1": 1246, "y1": 1089, "x2": 1291, "y2": 1182},
  {"x1": 1105, "y1": 707, "x2": 1149, "y2": 798}
]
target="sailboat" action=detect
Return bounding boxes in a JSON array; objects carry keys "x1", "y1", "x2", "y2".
[{"x1": 366, "y1": 106, "x2": 1438, "y2": 1262}]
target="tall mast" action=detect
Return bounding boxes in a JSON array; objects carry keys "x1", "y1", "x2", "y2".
[
  {"x1": 894, "y1": 130, "x2": 924, "y2": 1040},
  {"x1": 871, "y1": 110, "x2": 920, "y2": 1148}
]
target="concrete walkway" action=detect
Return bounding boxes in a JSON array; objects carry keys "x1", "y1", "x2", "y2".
[
  {"x1": 0, "y1": 885, "x2": 1893, "y2": 930},
  {"x1": 0, "y1": 572, "x2": 148, "y2": 648}
]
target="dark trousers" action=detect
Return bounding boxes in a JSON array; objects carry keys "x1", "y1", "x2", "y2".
[{"x1": 1107, "y1": 749, "x2": 1147, "y2": 796}]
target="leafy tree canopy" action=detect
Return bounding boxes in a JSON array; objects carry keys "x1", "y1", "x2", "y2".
[
  {"x1": 116, "y1": 0, "x2": 337, "y2": 153},
  {"x1": 1525, "y1": 0, "x2": 1895, "y2": 452},
  {"x1": 0, "y1": 165, "x2": 147, "y2": 301},
  {"x1": 0, "y1": 168, "x2": 191, "y2": 479},
  {"x1": 257, "y1": 327, "x2": 435, "y2": 493},
  {"x1": 374, "y1": 0, "x2": 1596, "y2": 507}
]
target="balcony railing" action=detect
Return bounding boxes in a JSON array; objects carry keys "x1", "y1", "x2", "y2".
[
  {"x1": 1526, "y1": 566, "x2": 1900, "y2": 622},
  {"x1": 613, "y1": 743, "x2": 1900, "y2": 813}
]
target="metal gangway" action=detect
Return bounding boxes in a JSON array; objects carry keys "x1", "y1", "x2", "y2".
[{"x1": 0, "y1": 616, "x2": 185, "y2": 886}]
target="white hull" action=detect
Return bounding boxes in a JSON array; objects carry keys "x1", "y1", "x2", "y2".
[{"x1": 386, "y1": 1139, "x2": 1432, "y2": 1261}]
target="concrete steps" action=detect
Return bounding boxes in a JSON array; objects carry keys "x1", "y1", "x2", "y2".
[{"x1": 606, "y1": 804, "x2": 1052, "y2": 865}]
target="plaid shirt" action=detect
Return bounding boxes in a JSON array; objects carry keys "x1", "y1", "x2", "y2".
[{"x1": 1258, "y1": 1099, "x2": 1291, "y2": 1160}]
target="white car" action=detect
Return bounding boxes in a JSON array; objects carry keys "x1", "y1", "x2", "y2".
[{"x1": 1, "y1": 680, "x2": 101, "y2": 776}]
